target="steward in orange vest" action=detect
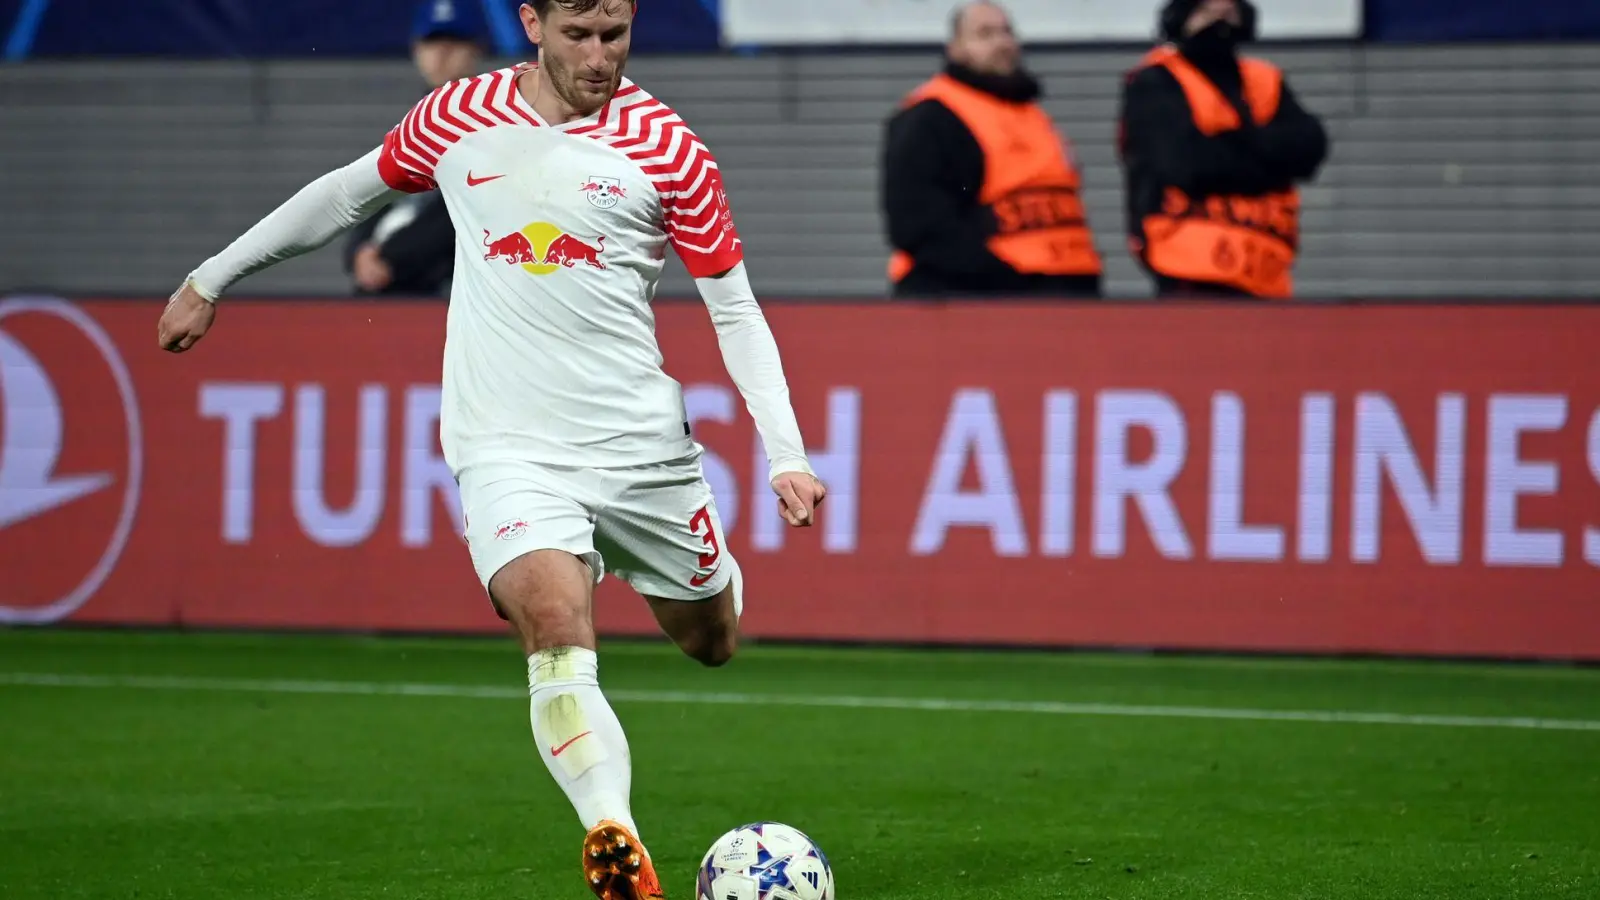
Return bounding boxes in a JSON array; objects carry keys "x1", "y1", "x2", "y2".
[
  {"x1": 1118, "y1": 0, "x2": 1328, "y2": 298},
  {"x1": 883, "y1": 2, "x2": 1102, "y2": 298}
]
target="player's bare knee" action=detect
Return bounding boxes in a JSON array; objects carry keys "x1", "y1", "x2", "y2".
[
  {"x1": 646, "y1": 577, "x2": 740, "y2": 667},
  {"x1": 682, "y1": 626, "x2": 738, "y2": 668},
  {"x1": 490, "y1": 550, "x2": 596, "y2": 653},
  {"x1": 709, "y1": 629, "x2": 739, "y2": 667},
  {"x1": 510, "y1": 604, "x2": 592, "y2": 653},
  {"x1": 694, "y1": 578, "x2": 741, "y2": 666}
]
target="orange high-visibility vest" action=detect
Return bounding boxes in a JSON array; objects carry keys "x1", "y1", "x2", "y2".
[
  {"x1": 888, "y1": 74, "x2": 1102, "y2": 284},
  {"x1": 1125, "y1": 47, "x2": 1300, "y2": 298}
]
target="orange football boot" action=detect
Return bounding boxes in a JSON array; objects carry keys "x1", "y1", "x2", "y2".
[{"x1": 582, "y1": 819, "x2": 665, "y2": 900}]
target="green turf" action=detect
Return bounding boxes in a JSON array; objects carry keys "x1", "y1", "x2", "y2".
[{"x1": 2, "y1": 629, "x2": 1597, "y2": 899}]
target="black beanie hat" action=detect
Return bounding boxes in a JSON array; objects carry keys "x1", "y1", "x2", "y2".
[{"x1": 1160, "y1": 0, "x2": 1258, "y2": 43}]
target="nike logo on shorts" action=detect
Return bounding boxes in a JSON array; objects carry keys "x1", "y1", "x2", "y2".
[{"x1": 689, "y1": 565, "x2": 722, "y2": 588}]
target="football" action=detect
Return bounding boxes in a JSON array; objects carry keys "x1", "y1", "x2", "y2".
[{"x1": 696, "y1": 822, "x2": 836, "y2": 900}]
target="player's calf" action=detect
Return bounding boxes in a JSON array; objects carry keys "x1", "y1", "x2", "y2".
[
  {"x1": 528, "y1": 645, "x2": 638, "y2": 835},
  {"x1": 490, "y1": 550, "x2": 641, "y2": 837}
]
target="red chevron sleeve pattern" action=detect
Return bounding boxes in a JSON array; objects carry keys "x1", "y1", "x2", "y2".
[
  {"x1": 569, "y1": 84, "x2": 745, "y2": 278},
  {"x1": 378, "y1": 67, "x2": 542, "y2": 194}
]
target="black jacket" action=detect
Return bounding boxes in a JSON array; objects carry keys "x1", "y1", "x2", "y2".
[
  {"x1": 1119, "y1": 48, "x2": 1329, "y2": 296},
  {"x1": 342, "y1": 191, "x2": 456, "y2": 297},
  {"x1": 881, "y1": 63, "x2": 1102, "y2": 299}
]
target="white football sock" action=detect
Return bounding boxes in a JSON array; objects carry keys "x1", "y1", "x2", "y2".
[
  {"x1": 528, "y1": 647, "x2": 639, "y2": 837},
  {"x1": 728, "y1": 555, "x2": 744, "y2": 621}
]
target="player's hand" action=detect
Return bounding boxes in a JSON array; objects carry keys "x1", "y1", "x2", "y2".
[
  {"x1": 771, "y1": 472, "x2": 826, "y2": 528},
  {"x1": 353, "y1": 244, "x2": 393, "y2": 292},
  {"x1": 157, "y1": 282, "x2": 216, "y2": 353}
]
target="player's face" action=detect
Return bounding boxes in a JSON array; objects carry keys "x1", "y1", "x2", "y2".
[
  {"x1": 523, "y1": 1, "x2": 633, "y2": 117},
  {"x1": 948, "y1": 3, "x2": 1021, "y2": 78}
]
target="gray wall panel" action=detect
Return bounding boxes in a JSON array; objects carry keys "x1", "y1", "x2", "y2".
[{"x1": 1, "y1": 44, "x2": 1597, "y2": 299}]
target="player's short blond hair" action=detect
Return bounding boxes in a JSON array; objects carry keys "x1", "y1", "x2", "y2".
[{"x1": 527, "y1": 0, "x2": 636, "y2": 19}]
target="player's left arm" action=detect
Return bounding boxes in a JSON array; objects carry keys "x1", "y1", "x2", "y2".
[
  {"x1": 662, "y1": 156, "x2": 819, "y2": 525},
  {"x1": 665, "y1": 128, "x2": 823, "y2": 525},
  {"x1": 695, "y1": 262, "x2": 824, "y2": 528}
]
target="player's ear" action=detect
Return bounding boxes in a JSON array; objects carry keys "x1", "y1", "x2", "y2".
[{"x1": 519, "y1": 4, "x2": 542, "y2": 45}]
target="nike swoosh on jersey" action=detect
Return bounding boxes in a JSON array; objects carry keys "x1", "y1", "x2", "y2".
[
  {"x1": 466, "y1": 171, "x2": 506, "y2": 187},
  {"x1": 689, "y1": 565, "x2": 722, "y2": 588}
]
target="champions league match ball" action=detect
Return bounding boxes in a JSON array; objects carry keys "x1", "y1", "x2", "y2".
[{"x1": 696, "y1": 822, "x2": 836, "y2": 900}]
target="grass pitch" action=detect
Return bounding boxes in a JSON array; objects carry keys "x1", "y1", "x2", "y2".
[{"x1": 2, "y1": 628, "x2": 1597, "y2": 899}]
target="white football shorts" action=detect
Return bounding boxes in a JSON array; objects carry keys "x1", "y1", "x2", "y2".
[{"x1": 457, "y1": 452, "x2": 734, "y2": 607}]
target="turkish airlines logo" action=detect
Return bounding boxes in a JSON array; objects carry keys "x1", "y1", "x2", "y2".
[{"x1": 0, "y1": 296, "x2": 143, "y2": 624}]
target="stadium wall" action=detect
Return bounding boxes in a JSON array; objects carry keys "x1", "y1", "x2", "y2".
[
  {"x1": 2, "y1": 44, "x2": 1599, "y2": 300},
  {"x1": 3, "y1": 296, "x2": 1598, "y2": 661}
]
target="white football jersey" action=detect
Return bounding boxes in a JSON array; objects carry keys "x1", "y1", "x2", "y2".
[{"x1": 377, "y1": 64, "x2": 745, "y2": 474}]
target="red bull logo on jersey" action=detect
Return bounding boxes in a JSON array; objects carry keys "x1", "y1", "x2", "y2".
[
  {"x1": 580, "y1": 176, "x2": 627, "y2": 210},
  {"x1": 481, "y1": 222, "x2": 608, "y2": 276}
]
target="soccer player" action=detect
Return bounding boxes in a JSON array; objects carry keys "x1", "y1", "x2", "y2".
[{"x1": 156, "y1": 2, "x2": 825, "y2": 898}]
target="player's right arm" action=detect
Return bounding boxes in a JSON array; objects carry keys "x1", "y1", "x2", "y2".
[
  {"x1": 160, "y1": 90, "x2": 445, "y2": 352},
  {"x1": 156, "y1": 148, "x2": 404, "y2": 352}
]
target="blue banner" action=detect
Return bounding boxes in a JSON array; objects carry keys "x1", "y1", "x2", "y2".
[
  {"x1": 8, "y1": 0, "x2": 1600, "y2": 57},
  {"x1": 3, "y1": 0, "x2": 720, "y2": 59},
  {"x1": 1367, "y1": 0, "x2": 1600, "y2": 41}
]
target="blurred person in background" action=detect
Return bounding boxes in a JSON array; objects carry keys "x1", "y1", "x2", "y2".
[
  {"x1": 343, "y1": 0, "x2": 489, "y2": 296},
  {"x1": 881, "y1": 1, "x2": 1103, "y2": 299},
  {"x1": 1118, "y1": 0, "x2": 1328, "y2": 299}
]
